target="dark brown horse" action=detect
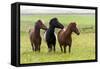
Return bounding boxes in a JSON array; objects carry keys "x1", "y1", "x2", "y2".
[
  {"x1": 29, "y1": 20, "x2": 47, "y2": 52},
  {"x1": 58, "y1": 22, "x2": 80, "y2": 53}
]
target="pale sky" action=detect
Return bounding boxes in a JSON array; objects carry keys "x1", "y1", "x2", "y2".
[{"x1": 20, "y1": 5, "x2": 95, "y2": 14}]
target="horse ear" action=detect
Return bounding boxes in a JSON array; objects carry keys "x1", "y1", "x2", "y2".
[
  {"x1": 38, "y1": 20, "x2": 41, "y2": 22},
  {"x1": 74, "y1": 23, "x2": 76, "y2": 26},
  {"x1": 75, "y1": 23, "x2": 77, "y2": 26},
  {"x1": 53, "y1": 17, "x2": 57, "y2": 20},
  {"x1": 74, "y1": 22, "x2": 76, "y2": 24},
  {"x1": 38, "y1": 20, "x2": 43, "y2": 25}
]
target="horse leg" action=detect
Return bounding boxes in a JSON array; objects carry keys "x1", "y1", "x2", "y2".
[
  {"x1": 60, "y1": 44, "x2": 63, "y2": 52},
  {"x1": 69, "y1": 45, "x2": 71, "y2": 53},
  {"x1": 34, "y1": 47, "x2": 36, "y2": 51},
  {"x1": 49, "y1": 45, "x2": 52, "y2": 52},
  {"x1": 31, "y1": 42, "x2": 34, "y2": 51},
  {"x1": 47, "y1": 43, "x2": 52, "y2": 52},
  {"x1": 38, "y1": 45, "x2": 40, "y2": 52},
  {"x1": 51, "y1": 45, "x2": 53, "y2": 52},
  {"x1": 53, "y1": 44, "x2": 55, "y2": 52},
  {"x1": 53, "y1": 42, "x2": 56, "y2": 52},
  {"x1": 64, "y1": 45, "x2": 66, "y2": 53},
  {"x1": 34, "y1": 43, "x2": 38, "y2": 51},
  {"x1": 30, "y1": 38, "x2": 34, "y2": 51}
]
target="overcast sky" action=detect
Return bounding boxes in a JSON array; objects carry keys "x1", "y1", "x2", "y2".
[{"x1": 20, "y1": 5, "x2": 95, "y2": 14}]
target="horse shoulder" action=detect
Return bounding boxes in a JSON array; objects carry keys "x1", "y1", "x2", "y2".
[
  {"x1": 29, "y1": 28, "x2": 36, "y2": 41},
  {"x1": 58, "y1": 29, "x2": 64, "y2": 41},
  {"x1": 58, "y1": 29, "x2": 62, "y2": 36},
  {"x1": 58, "y1": 29, "x2": 65, "y2": 37}
]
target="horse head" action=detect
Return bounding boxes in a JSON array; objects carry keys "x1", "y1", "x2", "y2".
[
  {"x1": 37, "y1": 20, "x2": 48, "y2": 30},
  {"x1": 49, "y1": 18, "x2": 64, "y2": 29},
  {"x1": 70, "y1": 22, "x2": 80, "y2": 35}
]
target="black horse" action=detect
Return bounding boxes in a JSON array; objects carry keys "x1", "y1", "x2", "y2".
[{"x1": 45, "y1": 18, "x2": 64, "y2": 52}]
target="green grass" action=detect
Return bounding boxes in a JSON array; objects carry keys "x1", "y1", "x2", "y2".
[
  {"x1": 20, "y1": 14, "x2": 96, "y2": 64},
  {"x1": 20, "y1": 32, "x2": 95, "y2": 64}
]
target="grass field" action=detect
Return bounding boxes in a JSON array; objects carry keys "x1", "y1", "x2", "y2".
[{"x1": 20, "y1": 14, "x2": 95, "y2": 64}]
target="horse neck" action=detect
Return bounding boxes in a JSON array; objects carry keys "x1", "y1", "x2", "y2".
[
  {"x1": 34, "y1": 25, "x2": 40, "y2": 36},
  {"x1": 49, "y1": 26, "x2": 55, "y2": 34},
  {"x1": 64, "y1": 27, "x2": 72, "y2": 37}
]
